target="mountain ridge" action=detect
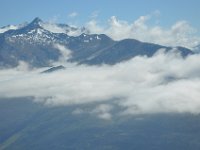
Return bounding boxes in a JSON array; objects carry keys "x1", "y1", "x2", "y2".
[{"x1": 0, "y1": 17, "x2": 194, "y2": 68}]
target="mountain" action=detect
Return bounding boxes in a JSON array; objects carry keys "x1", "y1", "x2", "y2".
[
  {"x1": 41, "y1": 65, "x2": 65, "y2": 73},
  {"x1": 0, "y1": 17, "x2": 194, "y2": 68}
]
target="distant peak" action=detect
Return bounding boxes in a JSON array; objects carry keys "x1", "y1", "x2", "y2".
[
  {"x1": 32, "y1": 17, "x2": 43, "y2": 23},
  {"x1": 27, "y1": 17, "x2": 43, "y2": 29}
]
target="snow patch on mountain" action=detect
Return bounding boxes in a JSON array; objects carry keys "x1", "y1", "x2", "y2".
[
  {"x1": 0, "y1": 23, "x2": 27, "y2": 34},
  {"x1": 0, "y1": 25, "x2": 18, "y2": 33},
  {"x1": 9, "y1": 28, "x2": 58, "y2": 45}
]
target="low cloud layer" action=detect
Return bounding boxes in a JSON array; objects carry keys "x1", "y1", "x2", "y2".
[{"x1": 1, "y1": 50, "x2": 200, "y2": 119}]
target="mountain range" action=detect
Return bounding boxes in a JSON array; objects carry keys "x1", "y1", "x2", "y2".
[{"x1": 0, "y1": 17, "x2": 194, "y2": 68}]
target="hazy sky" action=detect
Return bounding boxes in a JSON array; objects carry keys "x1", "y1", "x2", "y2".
[{"x1": 0, "y1": 0, "x2": 200, "y2": 30}]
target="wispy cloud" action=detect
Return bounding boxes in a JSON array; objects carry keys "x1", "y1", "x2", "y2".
[
  {"x1": 68, "y1": 12, "x2": 78, "y2": 18},
  {"x1": 90, "y1": 11, "x2": 99, "y2": 19}
]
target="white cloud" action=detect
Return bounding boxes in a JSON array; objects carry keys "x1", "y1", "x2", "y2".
[
  {"x1": 68, "y1": 12, "x2": 78, "y2": 18},
  {"x1": 91, "y1": 104, "x2": 113, "y2": 120},
  {"x1": 85, "y1": 13, "x2": 200, "y2": 49},
  {"x1": 41, "y1": 22, "x2": 84, "y2": 36},
  {"x1": 72, "y1": 108, "x2": 84, "y2": 115},
  {"x1": 1, "y1": 51, "x2": 200, "y2": 117},
  {"x1": 53, "y1": 44, "x2": 72, "y2": 64},
  {"x1": 90, "y1": 11, "x2": 99, "y2": 19},
  {"x1": 41, "y1": 23, "x2": 67, "y2": 34},
  {"x1": 86, "y1": 20, "x2": 104, "y2": 34}
]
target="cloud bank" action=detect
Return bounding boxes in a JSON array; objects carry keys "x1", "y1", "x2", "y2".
[{"x1": 1, "y1": 50, "x2": 200, "y2": 119}]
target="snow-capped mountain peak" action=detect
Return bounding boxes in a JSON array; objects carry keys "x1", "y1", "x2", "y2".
[
  {"x1": 25, "y1": 17, "x2": 43, "y2": 30},
  {"x1": 0, "y1": 17, "x2": 86, "y2": 36}
]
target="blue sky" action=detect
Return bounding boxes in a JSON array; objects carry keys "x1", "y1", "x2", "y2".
[{"x1": 0, "y1": 0, "x2": 200, "y2": 29}]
